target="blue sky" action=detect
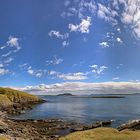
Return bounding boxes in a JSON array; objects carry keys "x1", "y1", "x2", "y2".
[{"x1": 0, "y1": 0, "x2": 140, "y2": 93}]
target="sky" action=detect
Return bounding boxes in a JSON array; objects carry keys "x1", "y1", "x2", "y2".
[{"x1": 0, "y1": 0, "x2": 140, "y2": 94}]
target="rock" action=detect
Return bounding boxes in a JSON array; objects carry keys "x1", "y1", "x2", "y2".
[
  {"x1": 0, "y1": 120, "x2": 8, "y2": 133},
  {"x1": 118, "y1": 119, "x2": 140, "y2": 131},
  {"x1": 100, "y1": 120, "x2": 112, "y2": 126}
]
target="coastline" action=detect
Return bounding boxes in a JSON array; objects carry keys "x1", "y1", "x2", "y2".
[
  {"x1": 0, "y1": 89, "x2": 140, "y2": 139},
  {"x1": 0, "y1": 110, "x2": 140, "y2": 140}
]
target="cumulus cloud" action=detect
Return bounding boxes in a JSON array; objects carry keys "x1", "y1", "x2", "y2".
[
  {"x1": 69, "y1": 17, "x2": 92, "y2": 33},
  {"x1": 18, "y1": 82, "x2": 140, "y2": 95},
  {"x1": 99, "y1": 42, "x2": 109, "y2": 48}
]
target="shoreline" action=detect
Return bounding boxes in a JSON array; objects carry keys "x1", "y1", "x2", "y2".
[{"x1": 0, "y1": 111, "x2": 140, "y2": 140}]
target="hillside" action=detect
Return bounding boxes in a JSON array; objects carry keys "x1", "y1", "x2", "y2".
[{"x1": 0, "y1": 87, "x2": 44, "y2": 114}]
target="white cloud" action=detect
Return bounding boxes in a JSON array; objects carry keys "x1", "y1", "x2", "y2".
[
  {"x1": 116, "y1": 37, "x2": 123, "y2": 43},
  {"x1": 46, "y1": 56, "x2": 63, "y2": 65},
  {"x1": 90, "y1": 65, "x2": 108, "y2": 75},
  {"x1": 99, "y1": 42, "x2": 109, "y2": 48},
  {"x1": 0, "y1": 68, "x2": 9, "y2": 75},
  {"x1": 119, "y1": 0, "x2": 140, "y2": 38},
  {"x1": 20, "y1": 64, "x2": 47, "y2": 78},
  {"x1": 112, "y1": 77, "x2": 120, "y2": 80},
  {"x1": 7, "y1": 36, "x2": 20, "y2": 51},
  {"x1": 48, "y1": 70, "x2": 88, "y2": 81},
  {"x1": 48, "y1": 30, "x2": 69, "y2": 47},
  {"x1": 2, "y1": 51, "x2": 13, "y2": 57},
  {"x1": 61, "y1": 0, "x2": 96, "y2": 19},
  {"x1": 0, "y1": 64, "x2": 4, "y2": 68},
  {"x1": 49, "y1": 70, "x2": 58, "y2": 75},
  {"x1": 18, "y1": 82, "x2": 140, "y2": 95},
  {"x1": 48, "y1": 30, "x2": 69, "y2": 40},
  {"x1": 4, "y1": 57, "x2": 13, "y2": 64},
  {"x1": 69, "y1": 16, "x2": 92, "y2": 33},
  {"x1": 0, "y1": 36, "x2": 21, "y2": 76},
  {"x1": 62, "y1": 41, "x2": 69, "y2": 47},
  {"x1": 116, "y1": 64, "x2": 123, "y2": 69},
  {"x1": 27, "y1": 66, "x2": 46, "y2": 78},
  {"x1": 97, "y1": 3, "x2": 118, "y2": 24},
  {"x1": 58, "y1": 72, "x2": 88, "y2": 81}
]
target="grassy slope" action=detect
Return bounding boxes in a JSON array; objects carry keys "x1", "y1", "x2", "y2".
[
  {"x1": 60, "y1": 128, "x2": 140, "y2": 140},
  {"x1": 0, "y1": 87, "x2": 42, "y2": 108}
]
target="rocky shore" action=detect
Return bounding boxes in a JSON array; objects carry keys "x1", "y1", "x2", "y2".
[{"x1": 0, "y1": 111, "x2": 140, "y2": 140}]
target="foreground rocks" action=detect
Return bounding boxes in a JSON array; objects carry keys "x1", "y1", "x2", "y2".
[
  {"x1": 0, "y1": 115, "x2": 140, "y2": 140},
  {"x1": 118, "y1": 119, "x2": 140, "y2": 131},
  {"x1": 1, "y1": 118, "x2": 79, "y2": 140},
  {"x1": 0, "y1": 111, "x2": 113, "y2": 140}
]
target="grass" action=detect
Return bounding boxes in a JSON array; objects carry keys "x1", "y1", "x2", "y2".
[
  {"x1": 0, "y1": 94, "x2": 13, "y2": 107},
  {"x1": 60, "y1": 127, "x2": 140, "y2": 140}
]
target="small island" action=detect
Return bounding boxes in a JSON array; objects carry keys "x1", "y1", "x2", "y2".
[{"x1": 57, "y1": 93, "x2": 74, "y2": 96}]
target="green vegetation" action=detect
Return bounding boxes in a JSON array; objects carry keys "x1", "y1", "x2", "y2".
[
  {"x1": 0, "y1": 87, "x2": 42, "y2": 108},
  {"x1": 60, "y1": 127, "x2": 140, "y2": 140}
]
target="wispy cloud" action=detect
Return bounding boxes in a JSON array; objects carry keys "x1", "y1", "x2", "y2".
[
  {"x1": 112, "y1": 77, "x2": 120, "y2": 80},
  {"x1": 99, "y1": 42, "x2": 109, "y2": 48},
  {"x1": 62, "y1": 41, "x2": 69, "y2": 48},
  {"x1": 0, "y1": 68, "x2": 9, "y2": 75},
  {"x1": 0, "y1": 36, "x2": 21, "y2": 76},
  {"x1": 48, "y1": 30, "x2": 69, "y2": 40},
  {"x1": 20, "y1": 64, "x2": 47, "y2": 78},
  {"x1": 46, "y1": 56, "x2": 63, "y2": 65},
  {"x1": 90, "y1": 65, "x2": 108, "y2": 76}
]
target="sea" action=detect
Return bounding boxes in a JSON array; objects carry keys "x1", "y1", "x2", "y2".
[{"x1": 13, "y1": 94, "x2": 140, "y2": 127}]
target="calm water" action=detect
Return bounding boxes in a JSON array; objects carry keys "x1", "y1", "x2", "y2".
[{"x1": 14, "y1": 94, "x2": 140, "y2": 127}]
